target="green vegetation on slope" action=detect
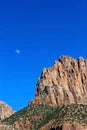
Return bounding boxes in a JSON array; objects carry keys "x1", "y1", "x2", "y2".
[
  {"x1": 3, "y1": 104, "x2": 56, "y2": 129},
  {"x1": 2, "y1": 104, "x2": 87, "y2": 130},
  {"x1": 37, "y1": 104, "x2": 65, "y2": 129},
  {"x1": 63, "y1": 104, "x2": 87, "y2": 124}
]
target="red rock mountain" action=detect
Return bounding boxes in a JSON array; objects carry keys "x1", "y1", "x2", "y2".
[
  {"x1": 30, "y1": 56, "x2": 87, "y2": 106},
  {"x1": 1, "y1": 56, "x2": 87, "y2": 130}
]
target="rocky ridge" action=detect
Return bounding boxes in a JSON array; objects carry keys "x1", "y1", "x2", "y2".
[
  {"x1": 0, "y1": 101, "x2": 14, "y2": 120},
  {"x1": 30, "y1": 56, "x2": 87, "y2": 107}
]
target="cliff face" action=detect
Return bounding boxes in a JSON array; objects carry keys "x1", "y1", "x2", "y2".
[
  {"x1": 0, "y1": 101, "x2": 14, "y2": 120},
  {"x1": 30, "y1": 56, "x2": 87, "y2": 106}
]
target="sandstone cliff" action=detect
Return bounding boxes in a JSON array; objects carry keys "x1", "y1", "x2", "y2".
[{"x1": 30, "y1": 56, "x2": 87, "y2": 106}]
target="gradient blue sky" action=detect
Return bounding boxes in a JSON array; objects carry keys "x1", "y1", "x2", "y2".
[{"x1": 0, "y1": 0, "x2": 87, "y2": 110}]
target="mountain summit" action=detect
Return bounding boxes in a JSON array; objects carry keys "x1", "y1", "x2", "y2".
[{"x1": 30, "y1": 56, "x2": 87, "y2": 106}]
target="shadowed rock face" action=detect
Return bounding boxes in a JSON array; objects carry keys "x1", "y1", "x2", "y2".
[
  {"x1": 30, "y1": 56, "x2": 87, "y2": 106},
  {"x1": 50, "y1": 126, "x2": 62, "y2": 130},
  {"x1": 49, "y1": 123, "x2": 87, "y2": 130}
]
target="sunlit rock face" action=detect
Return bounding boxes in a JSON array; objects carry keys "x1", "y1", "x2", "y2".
[
  {"x1": 0, "y1": 101, "x2": 14, "y2": 120},
  {"x1": 30, "y1": 56, "x2": 87, "y2": 106}
]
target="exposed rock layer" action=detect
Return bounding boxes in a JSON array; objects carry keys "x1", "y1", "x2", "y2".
[{"x1": 30, "y1": 56, "x2": 87, "y2": 106}]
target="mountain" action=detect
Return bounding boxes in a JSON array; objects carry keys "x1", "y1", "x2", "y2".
[
  {"x1": 1, "y1": 56, "x2": 87, "y2": 130},
  {"x1": 30, "y1": 56, "x2": 87, "y2": 106}
]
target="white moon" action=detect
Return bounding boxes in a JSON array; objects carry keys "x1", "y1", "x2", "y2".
[{"x1": 15, "y1": 49, "x2": 21, "y2": 54}]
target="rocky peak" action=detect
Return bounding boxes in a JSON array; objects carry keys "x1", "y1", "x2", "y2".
[
  {"x1": 0, "y1": 101, "x2": 14, "y2": 120},
  {"x1": 30, "y1": 56, "x2": 87, "y2": 106}
]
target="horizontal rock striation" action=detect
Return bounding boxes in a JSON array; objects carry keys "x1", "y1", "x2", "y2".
[{"x1": 30, "y1": 56, "x2": 87, "y2": 106}]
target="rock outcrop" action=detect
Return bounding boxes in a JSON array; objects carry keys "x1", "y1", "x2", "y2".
[
  {"x1": 61, "y1": 123, "x2": 87, "y2": 130},
  {"x1": 49, "y1": 123, "x2": 87, "y2": 130},
  {"x1": 30, "y1": 56, "x2": 87, "y2": 106},
  {"x1": 0, "y1": 101, "x2": 14, "y2": 120}
]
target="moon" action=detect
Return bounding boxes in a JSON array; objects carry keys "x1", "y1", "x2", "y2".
[{"x1": 15, "y1": 49, "x2": 21, "y2": 54}]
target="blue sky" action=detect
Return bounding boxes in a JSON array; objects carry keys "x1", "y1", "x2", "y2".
[{"x1": 0, "y1": 0, "x2": 87, "y2": 110}]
